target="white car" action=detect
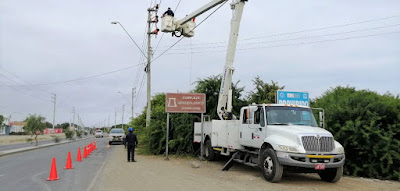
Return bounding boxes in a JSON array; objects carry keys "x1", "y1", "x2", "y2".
[
  {"x1": 95, "y1": 130, "x2": 104, "y2": 138},
  {"x1": 108, "y1": 128, "x2": 125, "y2": 145}
]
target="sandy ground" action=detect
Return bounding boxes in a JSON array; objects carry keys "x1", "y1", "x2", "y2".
[
  {"x1": 97, "y1": 146, "x2": 400, "y2": 191},
  {"x1": 0, "y1": 134, "x2": 65, "y2": 145}
]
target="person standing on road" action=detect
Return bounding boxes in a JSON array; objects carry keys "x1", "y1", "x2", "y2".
[{"x1": 126, "y1": 127, "x2": 138, "y2": 162}]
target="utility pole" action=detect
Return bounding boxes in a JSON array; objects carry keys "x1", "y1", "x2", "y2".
[
  {"x1": 114, "y1": 111, "x2": 117, "y2": 128},
  {"x1": 51, "y1": 93, "x2": 56, "y2": 129},
  {"x1": 72, "y1": 107, "x2": 75, "y2": 130},
  {"x1": 146, "y1": 6, "x2": 158, "y2": 128},
  {"x1": 122, "y1": 104, "x2": 125, "y2": 129},
  {"x1": 131, "y1": 87, "x2": 135, "y2": 119}
]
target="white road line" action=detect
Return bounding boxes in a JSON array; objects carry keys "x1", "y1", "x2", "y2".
[
  {"x1": 86, "y1": 159, "x2": 107, "y2": 191},
  {"x1": 32, "y1": 171, "x2": 51, "y2": 191}
]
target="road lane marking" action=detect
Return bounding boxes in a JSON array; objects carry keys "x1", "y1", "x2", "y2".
[
  {"x1": 86, "y1": 158, "x2": 108, "y2": 191},
  {"x1": 32, "y1": 171, "x2": 51, "y2": 191}
]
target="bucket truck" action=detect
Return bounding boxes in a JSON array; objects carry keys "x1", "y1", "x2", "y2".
[{"x1": 161, "y1": 0, "x2": 345, "y2": 183}]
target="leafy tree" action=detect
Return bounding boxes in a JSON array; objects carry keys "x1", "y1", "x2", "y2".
[
  {"x1": 193, "y1": 75, "x2": 247, "y2": 119},
  {"x1": 247, "y1": 76, "x2": 284, "y2": 104},
  {"x1": 313, "y1": 86, "x2": 400, "y2": 180},
  {"x1": 44, "y1": 121, "x2": 52, "y2": 129},
  {"x1": 0, "y1": 115, "x2": 4, "y2": 127},
  {"x1": 25, "y1": 114, "x2": 46, "y2": 146}
]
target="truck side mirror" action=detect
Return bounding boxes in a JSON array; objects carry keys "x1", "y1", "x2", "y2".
[{"x1": 319, "y1": 111, "x2": 324, "y2": 128}]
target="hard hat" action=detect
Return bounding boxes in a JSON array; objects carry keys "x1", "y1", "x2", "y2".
[{"x1": 128, "y1": 127, "x2": 133, "y2": 131}]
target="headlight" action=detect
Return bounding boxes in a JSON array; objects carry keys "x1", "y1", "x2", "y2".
[{"x1": 279, "y1": 145, "x2": 299, "y2": 153}]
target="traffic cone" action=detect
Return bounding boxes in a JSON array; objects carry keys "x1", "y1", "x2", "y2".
[
  {"x1": 76, "y1": 147, "x2": 82, "y2": 162},
  {"x1": 88, "y1": 145, "x2": 91, "y2": 154},
  {"x1": 83, "y1": 146, "x2": 87, "y2": 158},
  {"x1": 64, "y1": 151, "x2": 74, "y2": 169},
  {"x1": 47, "y1": 157, "x2": 59, "y2": 181}
]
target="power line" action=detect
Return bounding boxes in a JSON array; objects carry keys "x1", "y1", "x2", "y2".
[
  {"x1": 158, "y1": 23, "x2": 400, "y2": 51},
  {"x1": 164, "y1": 30, "x2": 400, "y2": 55},
  {"x1": 151, "y1": 0, "x2": 228, "y2": 63},
  {"x1": 3, "y1": 63, "x2": 143, "y2": 87},
  {"x1": 158, "y1": 14, "x2": 400, "y2": 48}
]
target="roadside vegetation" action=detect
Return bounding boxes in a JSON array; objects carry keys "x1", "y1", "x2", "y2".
[
  {"x1": 25, "y1": 114, "x2": 46, "y2": 146},
  {"x1": 129, "y1": 75, "x2": 399, "y2": 181}
]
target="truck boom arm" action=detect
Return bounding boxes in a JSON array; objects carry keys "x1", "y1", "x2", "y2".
[
  {"x1": 217, "y1": 0, "x2": 246, "y2": 120},
  {"x1": 177, "y1": 0, "x2": 228, "y2": 26}
]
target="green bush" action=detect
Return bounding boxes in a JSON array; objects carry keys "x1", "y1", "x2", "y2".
[
  {"x1": 51, "y1": 135, "x2": 60, "y2": 143},
  {"x1": 64, "y1": 129, "x2": 75, "y2": 139},
  {"x1": 313, "y1": 86, "x2": 400, "y2": 180},
  {"x1": 26, "y1": 138, "x2": 33, "y2": 143},
  {"x1": 76, "y1": 130, "x2": 82, "y2": 138}
]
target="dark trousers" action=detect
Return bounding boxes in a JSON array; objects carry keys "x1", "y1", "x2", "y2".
[{"x1": 127, "y1": 145, "x2": 135, "y2": 161}]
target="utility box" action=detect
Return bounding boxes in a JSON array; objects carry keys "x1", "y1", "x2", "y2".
[
  {"x1": 182, "y1": 21, "x2": 196, "y2": 37},
  {"x1": 161, "y1": 15, "x2": 176, "y2": 32}
]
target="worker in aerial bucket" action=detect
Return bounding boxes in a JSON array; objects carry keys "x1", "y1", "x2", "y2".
[{"x1": 162, "y1": 7, "x2": 174, "y2": 17}]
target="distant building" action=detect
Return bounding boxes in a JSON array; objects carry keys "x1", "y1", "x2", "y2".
[{"x1": 9, "y1": 121, "x2": 27, "y2": 133}]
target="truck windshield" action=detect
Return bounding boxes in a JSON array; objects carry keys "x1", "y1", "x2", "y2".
[{"x1": 266, "y1": 106, "x2": 318, "y2": 127}]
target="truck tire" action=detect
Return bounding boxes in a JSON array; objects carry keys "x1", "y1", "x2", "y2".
[
  {"x1": 261, "y1": 148, "x2": 283, "y2": 183},
  {"x1": 318, "y1": 166, "x2": 343, "y2": 183},
  {"x1": 204, "y1": 140, "x2": 216, "y2": 161}
]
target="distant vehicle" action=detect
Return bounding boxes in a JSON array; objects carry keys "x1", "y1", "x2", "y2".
[
  {"x1": 108, "y1": 128, "x2": 125, "y2": 145},
  {"x1": 95, "y1": 130, "x2": 104, "y2": 138}
]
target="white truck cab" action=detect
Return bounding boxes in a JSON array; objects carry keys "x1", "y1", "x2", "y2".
[{"x1": 194, "y1": 104, "x2": 345, "y2": 182}]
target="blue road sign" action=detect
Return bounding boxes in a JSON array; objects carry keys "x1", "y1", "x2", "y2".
[{"x1": 276, "y1": 91, "x2": 309, "y2": 107}]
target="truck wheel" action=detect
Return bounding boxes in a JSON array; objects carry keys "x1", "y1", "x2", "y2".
[
  {"x1": 318, "y1": 166, "x2": 343, "y2": 182},
  {"x1": 204, "y1": 140, "x2": 216, "y2": 161},
  {"x1": 261, "y1": 148, "x2": 283, "y2": 183}
]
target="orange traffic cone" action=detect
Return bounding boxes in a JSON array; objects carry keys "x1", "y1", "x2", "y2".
[
  {"x1": 76, "y1": 147, "x2": 82, "y2": 162},
  {"x1": 88, "y1": 145, "x2": 91, "y2": 155},
  {"x1": 83, "y1": 146, "x2": 87, "y2": 158},
  {"x1": 64, "y1": 151, "x2": 74, "y2": 169},
  {"x1": 47, "y1": 157, "x2": 60, "y2": 181}
]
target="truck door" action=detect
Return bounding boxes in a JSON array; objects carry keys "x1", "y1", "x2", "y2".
[
  {"x1": 250, "y1": 106, "x2": 266, "y2": 147},
  {"x1": 239, "y1": 107, "x2": 252, "y2": 146}
]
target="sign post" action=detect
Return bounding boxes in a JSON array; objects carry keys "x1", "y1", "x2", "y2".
[
  {"x1": 165, "y1": 93, "x2": 206, "y2": 161},
  {"x1": 165, "y1": 113, "x2": 170, "y2": 160}
]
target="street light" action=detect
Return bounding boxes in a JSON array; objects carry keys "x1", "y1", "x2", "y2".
[
  {"x1": 118, "y1": 91, "x2": 134, "y2": 119},
  {"x1": 111, "y1": 21, "x2": 147, "y2": 59}
]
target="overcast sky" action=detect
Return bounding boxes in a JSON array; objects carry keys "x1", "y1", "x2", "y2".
[{"x1": 1, "y1": 0, "x2": 399, "y2": 127}]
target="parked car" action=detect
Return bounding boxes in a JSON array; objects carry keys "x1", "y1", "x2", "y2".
[
  {"x1": 108, "y1": 128, "x2": 125, "y2": 145},
  {"x1": 95, "y1": 130, "x2": 104, "y2": 138}
]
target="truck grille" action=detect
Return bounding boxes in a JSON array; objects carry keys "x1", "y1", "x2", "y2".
[{"x1": 301, "y1": 136, "x2": 334, "y2": 152}]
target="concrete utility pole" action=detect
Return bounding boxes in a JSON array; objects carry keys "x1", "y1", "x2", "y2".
[
  {"x1": 114, "y1": 111, "x2": 117, "y2": 128},
  {"x1": 131, "y1": 87, "x2": 135, "y2": 119},
  {"x1": 146, "y1": 6, "x2": 158, "y2": 128},
  {"x1": 122, "y1": 104, "x2": 125, "y2": 129},
  {"x1": 72, "y1": 107, "x2": 75, "y2": 130},
  {"x1": 52, "y1": 93, "x2": 56, "y2": 129}
]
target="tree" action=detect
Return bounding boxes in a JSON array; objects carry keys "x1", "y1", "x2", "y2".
[
  {"x1": 193, "y1": 75, "x2": 247, "y2": 119},
  {"x1": 0, "y1": 115, "x2": 4, "y2": 127},
  {"x1": 313, "y1": 86, "x2": 400, "y2": 180},
  {"x1": 25, "y1": 114, "x2": 47, "y2": 146},
  {"x1": 247, "y1": 76, "x2": 284, "y2": 104},
  {"x1": 44, "y1": 121, "x2": 52, "y2": 129}
]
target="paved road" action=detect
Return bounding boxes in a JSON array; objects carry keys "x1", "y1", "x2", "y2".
[
  {"x1": 0, "y1": 137, "x2": 114, "y2": 191},
  {"x1": 0, "y1": 139, "x2": 67, "y2": 152}
]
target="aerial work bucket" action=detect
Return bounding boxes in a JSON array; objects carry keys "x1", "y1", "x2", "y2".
[
  {"x1": 182, "y1": 20, "x2": 196, "y2": 37},
  {"x1": 161, "y1": 15, "x2": 176, "y2": 32}
]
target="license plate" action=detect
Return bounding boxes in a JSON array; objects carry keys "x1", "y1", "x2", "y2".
[
  {"x1": 315, "y1": 164, "x2": 325, "y2": 170},
  {"x1": 115, "y1": 138, "x2": 119, "y2": 140}
]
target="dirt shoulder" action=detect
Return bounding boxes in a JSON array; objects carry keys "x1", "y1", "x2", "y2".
[
  {"x1": 97, "y1": 146, "x2": 399, "y2": 191},
  {"x1": 0, "y1": 134, "x2": 65, "y2": 145}
]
